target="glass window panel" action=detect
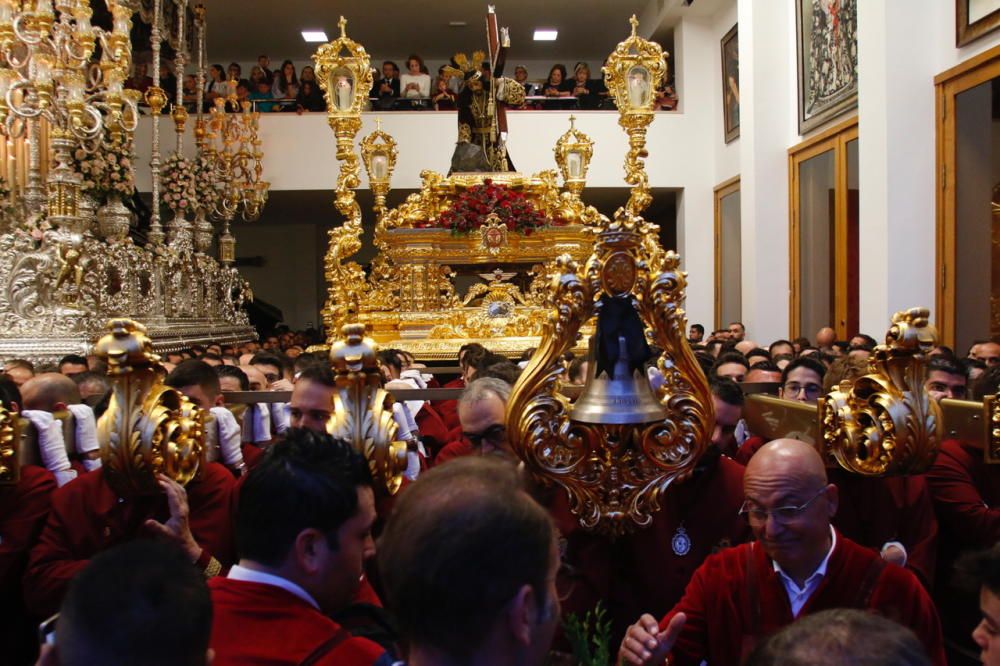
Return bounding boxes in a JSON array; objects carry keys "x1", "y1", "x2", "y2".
[
  {"x1": 719, "y1": 189, "x2": 742, "y2": 325},
  {"x1": 798, "y1": 150, "x2": 836, "y2": 339}
]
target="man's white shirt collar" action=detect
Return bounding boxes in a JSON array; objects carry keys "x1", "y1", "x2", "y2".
[
  {"x1": 771, "y1": 526, "x2": 837, "y2": 617},
  {"x1": 228, "y1": 564, "x2": 320, "y2": 610}
]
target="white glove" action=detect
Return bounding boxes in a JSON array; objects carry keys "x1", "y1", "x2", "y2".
[
  {"x1": 211, "y1": 406, "x2": 245, "y2": 470},
  {"x1": 270, "y1": 402, "x2": 291, "y2": 436},
  {"x1": 22, "y1": 410, "x2": 76, "y2": 486},
  {"x1": 392, "y1": 402, "x2": 419, "y2": 440},
  {"x1": 404, "y1": 450, "x2": 421, "y2": 481},
  {"x1": 241, "y1": 403, "x2": 272, "y2": 444},
  {"x1": 67, "y1": 404, "x2": 101, "y2": 472}
]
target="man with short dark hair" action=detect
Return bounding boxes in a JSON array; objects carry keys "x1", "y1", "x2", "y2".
[
  {"x1": 709, "y1": 377, "x2": 744, "y2": 458},
  {"x1": 745, "y1": 360, "x2": 782, "y2": 385},
  {"x1": 289, "y1": 364, "x2": 336, "y2": 433},
  {"x1": 746, "y1": 608, "x2": 931, "y2": 666},
  {"x1": 166, "y1": 360, "x2": 223, "y2": 410},
  {"x1": 58, "y1": 354, "x2": 88, "y2": 377},
  {"x1": 71, "y1": 371, "x2": 109, "y2": 406},
  {"x1": 618, "y1": 439, "x2": 945, "y2": 666},
  {"x1": 711, "y1": 351, "x2": 750, "y2": 383},
  {"x1": 378, "y1": 456, "x2": 558, "y2": 665},
  {"x1": 769, "y1": 340, "x2": 795, "y2": 359},
  {"x1": 728, "y1": 322, "x2": 746, "y2": 342},
  {"x1": 779, "y1": 357, "x2": 827, "y2": 404},
  {"x1": 924, "y1": 355, "x2": 968, "y2": 402},
  {"x1": 688, "y1": 324, "x2": 705, "y2": 344},
  {"x1": 209, "y1": 429, "x2": 390, "y2": 665},
  {"x1": 38, "y1": 541, "x2": 213, "y2": 666}
]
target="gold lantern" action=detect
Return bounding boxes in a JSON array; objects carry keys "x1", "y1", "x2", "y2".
[
  {"x1": 553, "y1": 115, "x2": 594, "y2": 198},
  {"x1": 360, "y1": 117, "x2": 397, "y2": 218},
  {"x1": 507, "y1": 17, "x2": 710, "y2": 535},
  {"x1": 603, "y1": 15, "x2": 668, "y2": 217},
  {"x1": 313, "y1": 16, "x2": 375, "y2": 340}
]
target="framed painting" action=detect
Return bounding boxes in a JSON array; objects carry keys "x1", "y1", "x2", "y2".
[
  {"x1": 721, "y1": 24, "x2": 739, "y2": 143},
  {"x1": 795, "y1": 0, "x2": 858, "y2": 135},
  {"x1": 957, "y1": 0, "x2": 1000, "y2": 47}
]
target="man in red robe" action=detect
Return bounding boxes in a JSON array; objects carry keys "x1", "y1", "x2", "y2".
[
  {"x1": 2, "y1": 464, "x2": 56, "y2": 664},
  {"x1": 618, "y1": 439, "x2": 946, "y2": 666},
  {"x1": 927, "y1": 436, "x2": 1000, "y2": 662},
  {"x1": 208, "y1": 429, "x2": 391, "y2": 666},
  {"x1": 24, "y1": 462, "x2": 235, "y2": 619}
]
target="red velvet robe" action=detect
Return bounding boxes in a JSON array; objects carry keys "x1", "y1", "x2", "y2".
[
  {"x1": 558, "y1": 453, "x2": 751, "y2": 646},
  {"x1": 926, "y1": 438, "x2": 1000, "y2": 656},
  {"x1": 24, "y1": 463, "x2": 235, "y2": 618},
  {"x1": 414, "y1": 403, "x2": 450, "y2": 459},
  {"x1": 1, "y1": 465, "x2": 56, "y2": 665},
  {"x1": 209, "y1": 577, "x2": 387, "y2": 666},
  {"x1": 736, "y1": 435, "x2": 938, "y2": 587},
  {"x1": 433, "y1": 377, "x2": 464, "y2": 430},
  {"x1": 660, "y1": 532, "x2": 946, "y2": 665}
]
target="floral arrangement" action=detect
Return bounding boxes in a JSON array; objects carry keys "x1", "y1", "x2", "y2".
[
  {"x1": 72, "y1": 137, "x2": 135, "y2": 198},
  {"x1": 193, "y1": 153, "x2": 222, "y2": 214},
  {"x1": 422, "y1": 179, "x2": 551, "y2": 235},
  {"x1": 161, "y1": 152, "x2": 195, "y2": 212}
]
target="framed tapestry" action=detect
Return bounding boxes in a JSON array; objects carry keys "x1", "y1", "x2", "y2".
[
  {"x1": 795, "y1": 0, "x2": 858, "y2": 135},
  {"x1": 957, "y1": 0, "x2": 1000, "y2": 47},
  {"x1": 721, "y1": 24, "x2": 739, "y2": 143}
]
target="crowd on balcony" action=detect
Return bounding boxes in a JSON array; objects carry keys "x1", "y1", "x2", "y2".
[{"x1": 124, "y1": 53, "x2": 680, "y2": 114}]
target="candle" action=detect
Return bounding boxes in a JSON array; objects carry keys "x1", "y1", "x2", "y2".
[{"x1": 33, "y1": 54, "x2": 54, "y2": 87}]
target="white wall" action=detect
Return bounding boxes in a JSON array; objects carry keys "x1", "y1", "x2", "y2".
[
  {"x1": 136, "y1": 109, "x2": 711, "y2": 193},
  {"x1": 736, "y1": 0, "x2": 793, "y2": 344}
]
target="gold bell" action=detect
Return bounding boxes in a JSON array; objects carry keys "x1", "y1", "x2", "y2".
[{"x1": 571, "y1": 335, "x2": 668, "y2": 425}]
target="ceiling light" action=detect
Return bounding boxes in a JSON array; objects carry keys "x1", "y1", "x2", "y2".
[
  {"x1": 533, "y1": 29, "x2": 558, "y2": 41},
  {"x1": 301, "y1": 30, "x2": 328, "y2": 43},
  {"x1": 449, "y1": 20, "x2": 467, "y2": 27}
]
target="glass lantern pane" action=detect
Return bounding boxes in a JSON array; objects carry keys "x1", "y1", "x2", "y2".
[{"x1": 627, "y1": 66, "x2": 651, "y2": 108}]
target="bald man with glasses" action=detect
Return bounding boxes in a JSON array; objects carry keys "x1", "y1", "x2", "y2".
[{"x1": 618, "y1": 439, "x2": 945, "y2": 666}]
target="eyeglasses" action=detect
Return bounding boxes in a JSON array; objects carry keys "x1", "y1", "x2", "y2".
[
  {"x1": 738, "y1": 487, "x2": 827, "y2": 525},
  {"x1": 463, "y1": 424, "x2": 506, "y2": 449},
  {"x1": 782, "y1": 382, "x2": 823, "y2": 399}
]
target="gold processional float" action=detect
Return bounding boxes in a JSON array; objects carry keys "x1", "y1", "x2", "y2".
[
  {"x1": 0, "y1": 11, "x2": 989, "y2": 542},
  {"x1": 0, "y1": 0, "x2": 262, "y2": 364}
]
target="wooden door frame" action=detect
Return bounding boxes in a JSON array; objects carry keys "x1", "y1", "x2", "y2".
[
  {"x1": 935, "y1": 44, "x2": 1000, "y2": 348},
  {"x1": 713, "y1": 175, "x2": 741, "y2": 330},
  {"x1": 788, "y1": 116, "x2": 859, "y2": 340}
]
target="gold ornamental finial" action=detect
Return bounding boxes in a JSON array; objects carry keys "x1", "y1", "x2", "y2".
[
  {"x1": 818, "y1": 307, "x2": 942, "y2": 476},
  {"x1": 95, "y1": 319, "x2": 206, "y2": 495},
  {"x1": 339, "y1": 15, "x2": 348, "y2": 38},
  {"x1": 629, "y1": 14, "x2": 639, "y2": 37},
  {"x1": 328, "y1": 323, "x2": 408, "y2": 495}
]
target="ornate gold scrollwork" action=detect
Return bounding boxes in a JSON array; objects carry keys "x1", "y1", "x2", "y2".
[
  {"x1": 0, "y1": 404, "x2": 19, "y2": 485},
  {"x1": 328, "y1": 323, "x2": 408, "y2": 495},
  {"x1": 314, "y1": 17, "x2": 375, "y2": 340},
  {"x1": 94, "y1": 318, "x2": 205, "y2": 495},
  {"x1": 507, "y1": 214, "x2": 712, "y2": 535},
  {"x1": 818, "y1": 307, "x2": 942, "y2": 475}
]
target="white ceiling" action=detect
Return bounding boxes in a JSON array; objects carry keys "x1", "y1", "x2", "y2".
[{"x1": 203, "y1": 0, "x2": 661, "y2": 64}]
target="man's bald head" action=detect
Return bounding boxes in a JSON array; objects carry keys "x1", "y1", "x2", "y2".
[
  {"x1": 745, "y1": 438, "x2": 828, "y2": 489},
  {"x1": 22, "y1": 372, "x2": 81, "y2": 412}
]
